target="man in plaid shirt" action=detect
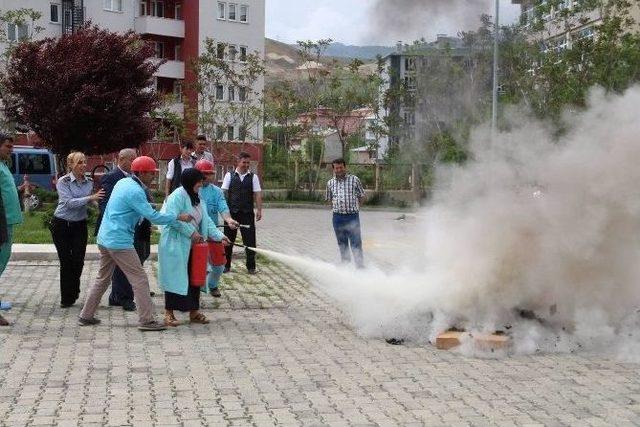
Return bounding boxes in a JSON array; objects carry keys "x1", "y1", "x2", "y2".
[{"x1": 326, "y1": 158, "x2": 365, "y2": 268}]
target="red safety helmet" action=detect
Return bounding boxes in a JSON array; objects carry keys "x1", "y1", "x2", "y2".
[
  {"x1": 195, "y1": 159, "x2": 215, "y2": 173},
  {"x1": 130, "y1": 156, "x2": 159, "y2": 173}
]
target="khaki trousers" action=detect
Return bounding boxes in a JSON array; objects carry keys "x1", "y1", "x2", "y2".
[{"x1": 80, "y1": 246, "x2": 155, "y2": 324}]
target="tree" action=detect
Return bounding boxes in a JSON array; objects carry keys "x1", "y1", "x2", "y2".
[
  {"x1": 1, "y1": 23, "x2": 161, "y2": 157},
  {"x1": 501, "y1": 0, "x2": 640, "y2": 125},
  {"x1": 0, "y1": 8, "x2": 43, "y2": 132},
  {"x1": 192, "y1": 38, "x2": 265, "y2": 146}
]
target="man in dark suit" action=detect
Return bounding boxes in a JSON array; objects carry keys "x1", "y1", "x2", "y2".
[{"x1": 95, "y1": 148, "x2": 146, "y2": 311}]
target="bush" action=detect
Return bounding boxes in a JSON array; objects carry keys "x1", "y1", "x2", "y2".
[{"x1": 32, "y1": 187, "x2": 58, "y2": 204}]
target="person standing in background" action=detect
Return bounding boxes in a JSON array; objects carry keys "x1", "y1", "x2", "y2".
[
  {"x1": 194, "y1": 135, "x2": 214, "y2": 163},
  {"x1": 326, "y1": 158, "x2": 365, "y2": 268},
  {"x1": 0, "y1": 135, "x2": 23, "y2": 326},
  {"x1": 165, "y1": 140, "x2": 196, "y2": 198},
  {"x1": 50, "y1": 152, "x2": 105, "y2": 308},
  {"x1": 221, "y1": 152, "x2": 262, "y2": 274}
]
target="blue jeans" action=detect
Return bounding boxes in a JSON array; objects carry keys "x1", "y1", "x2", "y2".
[
  {"x1": 332, "y1": 213, "x2": 364, "y2": 268},
  {"x1": 207, "y1": 264, "x2": 225, "y2": 291}
]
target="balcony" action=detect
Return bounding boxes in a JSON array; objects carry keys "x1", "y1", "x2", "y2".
[
  {"x1": 135, "y1": 15, "x2": 184, "y2": 38},
  {"x1": 154, "y1": 60, "x2": 184, "y2": 79}
]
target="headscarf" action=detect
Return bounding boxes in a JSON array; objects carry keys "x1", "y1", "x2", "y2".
[{"x1": 180, "y1": 167, "x2": 204, "y2": 207}]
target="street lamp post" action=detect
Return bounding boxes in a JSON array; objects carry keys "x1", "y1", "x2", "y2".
[{"x1": 492, "y1": 0, "x2": 500, "y2": 139}]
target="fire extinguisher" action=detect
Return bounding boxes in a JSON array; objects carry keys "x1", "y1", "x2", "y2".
[
  {"x1": 189, "y1": 242, "x2": 209, "y2": 287},
  {"x1": 208, "y1": 241, "x2": 226, "y2": 266}
]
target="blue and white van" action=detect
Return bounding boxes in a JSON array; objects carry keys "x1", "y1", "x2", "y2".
[{"x1": 9, "y1": 146, "x2": 58, "y2": 190}]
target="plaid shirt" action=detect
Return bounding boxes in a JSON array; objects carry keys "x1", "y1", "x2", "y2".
[{"x1": 326, "y1": 174, "x2": 365, "y2": 214}]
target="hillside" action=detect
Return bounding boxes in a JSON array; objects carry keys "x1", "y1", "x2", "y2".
[{"x1": 324, "y1": 42, "x2": 395, "y2": 60}]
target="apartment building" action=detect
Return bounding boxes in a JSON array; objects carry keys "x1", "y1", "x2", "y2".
[
  {"x1": 513, "y1": 0, "x2": 640, "y2": 51},
  {"x1": 0, "y1": 0, "x2": 265, "y2": 143},
  {"x1": 381, "y1": 35, "x2": 468, "y2": 151}
]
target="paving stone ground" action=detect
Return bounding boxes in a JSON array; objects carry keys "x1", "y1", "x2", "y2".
[{"x1": 1, "y1": 209, "x2": 640, "y2": 426}]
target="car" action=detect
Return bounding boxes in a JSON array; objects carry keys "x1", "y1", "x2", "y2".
[{"x1": 9, "y1": 146, "x2": 58, "y2": 191}]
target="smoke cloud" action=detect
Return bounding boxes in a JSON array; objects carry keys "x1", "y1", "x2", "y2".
[
  {"x1": 263, "y1": 86, "x2": 640, "y2": 358},
  {"x1": 367, "y1": 0, "x2": 519, "y2": 43}
]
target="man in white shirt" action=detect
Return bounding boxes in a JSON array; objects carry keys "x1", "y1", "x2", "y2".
[
  {"x1": 221, "y1": 152, "x2": 262, "y2": 274},
  {"x1": 194, "y1": 135, "x2": 214, "y2": 163},
  {"x1": 165, "y1": 140, "x2": 196, "y2": 197}
]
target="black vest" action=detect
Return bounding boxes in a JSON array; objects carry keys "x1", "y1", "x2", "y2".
[
  {"x1": 170, "y1": 156, "x2": 193, "y2": 193},
  {"x1": 228, "y1": 172, "x2": 254, "y2": 213}
]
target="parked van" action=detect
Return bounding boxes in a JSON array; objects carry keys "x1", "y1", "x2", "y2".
[{"x1": 9, "y1": 146, "x2": 57, "y2": 190}]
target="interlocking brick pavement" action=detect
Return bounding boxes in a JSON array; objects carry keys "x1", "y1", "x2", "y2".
[{"x1": 1, "y1": 209, "x2": 640, "y2": 426}]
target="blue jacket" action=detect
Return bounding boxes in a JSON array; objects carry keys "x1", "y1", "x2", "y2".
[
  {"x1": 97, "y1": 177, "x2": 176, "y2": 249},
  {"x1": 158, "y1": 187, "x2": 224, "y2": 295},
  {"x1": 199, "y1": 183, "x2": 229, "y2": 226},
  {"x1": 95, "y1": 166, "x2": 127, "y2": 235}
]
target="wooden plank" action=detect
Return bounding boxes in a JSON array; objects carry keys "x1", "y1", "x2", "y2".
[{"x1": 435, "y1": 331, "x2": 510, "y2": 351}]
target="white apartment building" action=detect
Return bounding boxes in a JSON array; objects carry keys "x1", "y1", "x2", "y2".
[
  {"x1": 513, "y1": 0, "x2": 640, "y2": 51},
  {"x1": 0, "y1": 0, "x2": 265, "y2": 142}
]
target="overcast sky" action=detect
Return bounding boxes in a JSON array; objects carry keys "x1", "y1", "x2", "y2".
[{"x1": 266, "y1": 0, "x2": 522, "y2": 46}]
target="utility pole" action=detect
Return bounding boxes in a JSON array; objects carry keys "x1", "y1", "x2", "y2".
[{"x1": 491, "y1": 0, "x2": 500, "y2": 139}]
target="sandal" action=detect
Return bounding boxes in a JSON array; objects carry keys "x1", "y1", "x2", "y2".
[
  {"x1": 164, "y1": 310, "x2": 180, "y2": 327},
  {"x1": 189, "y1": 312, "x2": 210, "y2": 324},
  {"x1": 0, "y1": 314, "x2": 9, "y2": 326}
]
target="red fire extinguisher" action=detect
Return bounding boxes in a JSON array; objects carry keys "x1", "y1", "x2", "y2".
[
  {"x1": 189, "y1": 242, "x2": 209, "y2": 287},
  {"x1": 208, "y1": 241, "x2": 226, "y2": 266}
]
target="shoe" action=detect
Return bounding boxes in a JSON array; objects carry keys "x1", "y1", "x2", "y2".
[
  {"x1": 385, "y1": 338, "x2": 405, "y2": 345},
  {"x1": 78, "y1": 317, "x2": 101, "y2": 326},
  {"x1": 0, "y1": 314, "x2": 9, "y2": 326},
  {"x1": 247, "y1": 269, "x2": 257, "y2": 275},
  {"x1": 0, "y1": 301, "x2": 12, "y2": 311},
  {"x1": 164, "y1": 310, "x2": 179, "y2": 327},
  {"x1": 122, "y1": 300, "x2": 136, "y2": 312},
  {"x1": 189, "y1": 312, "x2": 210, "y2": 324},
  {"x1": 210, "y1": 288, "x2": 221, "y2": 298},
  {"x1": 138, "y1": 321, "x2": 166, "y2": 331},
  {"x1": 60, "y1": 302, "x2": 74, "y2": 308},
  {"x1": 150, "y1": 291, "x2": 156, "y2": 297}
]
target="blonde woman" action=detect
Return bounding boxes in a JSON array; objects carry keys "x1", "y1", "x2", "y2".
[{"x1": 50, "y1": 152, "x2": 104, "y2": 308}]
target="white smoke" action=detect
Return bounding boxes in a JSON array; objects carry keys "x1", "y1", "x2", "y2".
[{"x1": 260, "y1": 86, "x2": 640, "y2": 357}]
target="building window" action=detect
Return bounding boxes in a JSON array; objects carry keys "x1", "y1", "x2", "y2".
[
  {"x1": 238, "y1": 87, "x2": 246, "y2": 102},
  {"x1": 175, "y1": 43, "x2": 182, "y2": 61},
  {"x1": 217, "y1": 2, "x2": 226, "y2": 19},
  {"x1": 155, "y1": 41, "x2": 165, "y2": 59},
  {"x1": 151, "y1": 0, "x2": 164, "y2": 17},
  {"x1": 228, "y1": 3, "x2": 237, "y2": 20},
  {"x1": 103, "y1": 0, "x2": 123, "y2": 12},
  {"x1": 175, "y1": 3, "x2": 182, "y2": 19},
  {"x1": 216, "y1": 43, "x2": 225, "y2": 60},
  {"x1": 50, "y1": 3, "x2": 60, "y2": 23},
  {"x1": 239, "y1": 125, "x2": 247, "y2": 140},
  {"x1": 227, "y1": 125, "x2": 235, "y2": 140},
  {"x1": 7, "y1": 23, "x2": 28, "y2": 42},
  {"x1": 239, "y1": 46, "x2": 247, "y2": 62},
  {"x1": 173, "y1": 80, "x2": 183, "y2": 103},
  {"x1": 228, "y1": 86, "x2": 236, "y2": 102},
  {"x1": 140, "y1": 1, "x2": 148, "y2": 16},
  {"x1": 216, "y1": 84, "x2": 224, "y2": 100},
  {"x1": 228, "y1": 45, "x2": 237, "y2": 61},
  {"x1": 216, "y1": 125, "x2": 226, "y2": 140},
  {"x1": 240, "y1": 4, "x2": 248, "y2": 22}
]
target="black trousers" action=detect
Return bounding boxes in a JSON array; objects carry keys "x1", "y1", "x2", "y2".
[
  {"x1": 50, "y1": 217, "x2": 88, "y2": 305},
  {"x1": 109, "y1": 237, "x2": 150, "y2": 305},
  {"x1": 224, "y1": 211, "x2": 256, "y2": 270}
]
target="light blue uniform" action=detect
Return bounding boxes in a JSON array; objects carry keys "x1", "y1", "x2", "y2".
[
  {"x1": 199, "y1": 183, "x2": 230, "y2": 290},
  {"x1": 97, "y1": 177, "x2": 176, "y2": 249},
  {"x1": 157, "y1": 187, "x2": 223, "y2": 296},
  {"x1": 0, "y1": 161, "x2": 22, "y2": 275}
]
